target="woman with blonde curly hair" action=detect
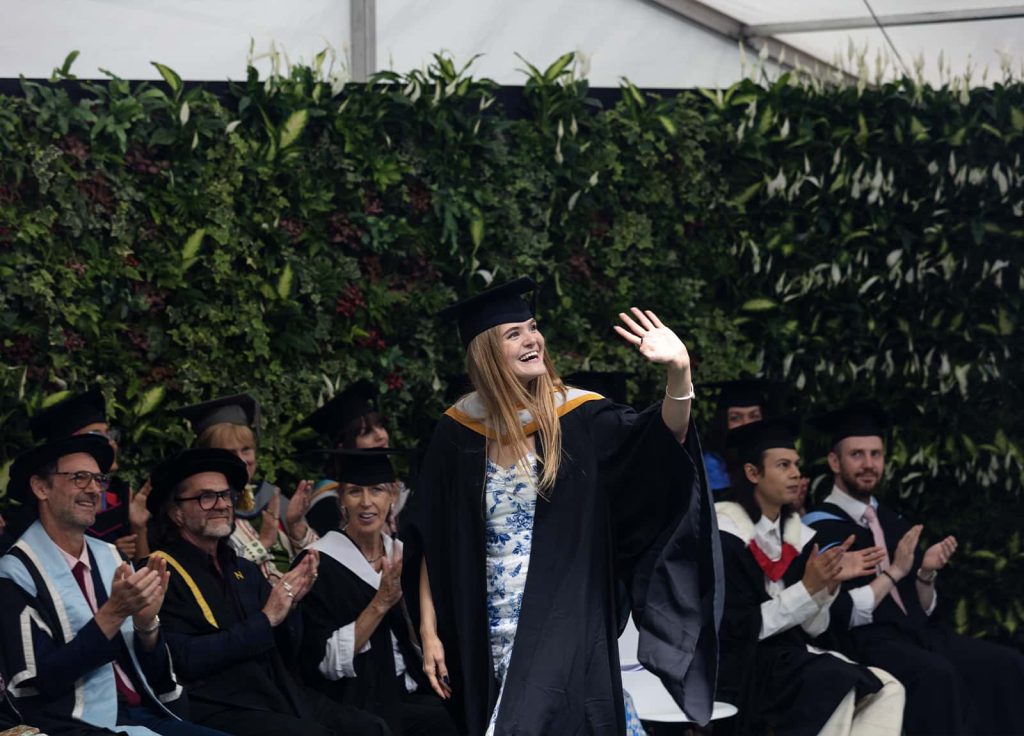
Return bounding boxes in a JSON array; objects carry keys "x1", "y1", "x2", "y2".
[{"x1": 406, "y1": 277, "x2": 722, "y2": 736}]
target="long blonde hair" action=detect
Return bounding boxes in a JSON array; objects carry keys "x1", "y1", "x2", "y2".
[{"x1": 465, "y1": 324, "x2": 564, "y2": 497}]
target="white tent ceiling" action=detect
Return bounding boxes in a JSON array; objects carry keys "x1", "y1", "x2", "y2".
[{"x1": 0, "y1": 0, "x2": 1020, "y2": 87}]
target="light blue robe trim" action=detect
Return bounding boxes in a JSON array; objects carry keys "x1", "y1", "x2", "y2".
[
  {"x1": 801, "y1": 510, "x2": 845, "y2": 526},
  {"x1": 0, "y1": 522, "x2": 175, "y2": 734}
]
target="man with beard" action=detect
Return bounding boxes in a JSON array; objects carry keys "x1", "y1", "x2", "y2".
[
  {"x1": 804, "y1": 402, "x2": 1024, "y2": 736},
  {"x1": 0, "y1": 434, "x2": 216, "y2": 735},
  {"x1": 148, "y1": 447, "x2": 389, "y2": 736}
]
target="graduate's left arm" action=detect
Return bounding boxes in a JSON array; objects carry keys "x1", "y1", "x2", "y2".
[
  {"x1": 614, "y1": 308, "x2": 692, "y2": 443},
  {"x1": 917, "y1": 534, "x2": 956, "y2": 614}
]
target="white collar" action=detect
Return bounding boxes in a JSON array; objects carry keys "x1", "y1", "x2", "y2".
[
  {"x1": 309, "y1": 531, "x2": 400, "y2": 590},
  {"x1": 825, "y1": 485, "x2": 878, "y2": 526},
  {"x1": 715, "y1": 501, "x2": 815, "y2": 551}
]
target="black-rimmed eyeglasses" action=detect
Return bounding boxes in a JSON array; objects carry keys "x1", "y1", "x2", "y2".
[
  {"x1": 52, "y1": 471, "x2": 111, "y2": 490},
  {"x1": 174, "y1": 490, "x2": 238, "y2": 511}
]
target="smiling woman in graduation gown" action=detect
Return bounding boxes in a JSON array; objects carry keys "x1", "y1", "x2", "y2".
[{"x1": 405, "y1": 278, "x2": 723, "y2": 736}]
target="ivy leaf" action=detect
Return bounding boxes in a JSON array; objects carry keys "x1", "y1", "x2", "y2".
[
  {"x1": 179, "y1": 101, "x2": 190, "y2": 127},
  {"x1": 469, "y1": 215, "x2": 485, "y2": 248},
  {"x1": 280, "y1": 109, "x2": 309, "y2": 149},
  {"x1": 657, "y1": 115, "x2": 677, "y2": 136}
]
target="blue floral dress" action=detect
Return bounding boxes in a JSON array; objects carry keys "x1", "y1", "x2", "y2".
[
  {"x1": 483, "y1": 454, "x2": 646, "y2": 735},
  {"x1": 484, "y1": 455, "x2": 537, "y2": 732}
]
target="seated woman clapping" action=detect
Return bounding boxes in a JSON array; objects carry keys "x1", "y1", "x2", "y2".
[{"x1": 295, "y1": 449, "x2": 457, "y2": 736}]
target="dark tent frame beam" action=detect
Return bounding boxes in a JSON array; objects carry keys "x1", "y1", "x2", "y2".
[{"x1": 745, "y1": 5, "x2": 1024, "y2": 36}]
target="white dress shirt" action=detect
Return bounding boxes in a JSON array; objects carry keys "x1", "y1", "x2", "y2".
[{"x1": 752, "y1": 515, "x2": 838, "y2": 640}]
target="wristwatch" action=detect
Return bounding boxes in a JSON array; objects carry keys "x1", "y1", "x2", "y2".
[
  {"x1": 136, "y1": 615, "x2": 161, "y2": 635},
  {"x1": 916, "y1": 569, "x2": 937, "y2": 584}
]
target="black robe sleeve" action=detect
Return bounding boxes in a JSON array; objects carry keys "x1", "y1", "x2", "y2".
[{"x1": 589, "y1": 401, "x2": 724, "y2": 726}]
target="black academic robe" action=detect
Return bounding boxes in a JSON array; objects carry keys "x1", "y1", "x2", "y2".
[
  {"x1": 404, "y1": 393, "x2": 722, "y2": 736},
  {"x1": 715, "y1": 510, "x2": 881, "y2": 736},
  {"x1": 297, "y1": 533, "x2": 451, "y2": 735},
  {"x1": 0, "y1": 524, "x2": 186, "y2": 736},
  {"x1": 807, "y1": 500, "x2": 1024, "y2": 736},
  {"x1": 154, "y1": 537, "x2": 310, "y2": 724}
]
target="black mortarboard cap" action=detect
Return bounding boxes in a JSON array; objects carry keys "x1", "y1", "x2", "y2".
[
  {"x1": 148, "y1": 448, "x2": 250, "y2": 514},
  {"x1": 29, "y1": 390, "x2": 107, "y2": 442},
  {"x1": 326, "y1": 448, "x2": 411, "y2": 487},
  {"x1": 807, "y1": 401, "x2": 889, "y2": 447},
  {"x1": 8, "y1": 434, "x2": 114, "y2": 505},
  {"x1": 438, "y1": 276, "x2": 537, "y2": 347},
  {"x1": 702, "y1": 379, "x2": 773, "y2": 410},
  {"x1": 302, "y1": 380, "x2": 378, "y2": 441},
  {"x1": 175, "y1": 393, "x2": 261, "y2": 437},
  {"x1": 726, "y1": 414, "x2": 801, "y2": 465},
  {"x1": 564, "y1": 371, "x2": 632, "y2": 405}
]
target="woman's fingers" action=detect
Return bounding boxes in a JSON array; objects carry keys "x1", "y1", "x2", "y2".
[
  {"x1": 630, "y1": 307, "x2": 656, "y2": 331},
  {"x1": 644, "y1": 310, "x2": 665, "y2": 329},
  {"x1": 613, "y1": 325, "x2": 642, "y2": 346},
  {"x1": 617, "y1": 311, "x2": 645, "y2": 336}
]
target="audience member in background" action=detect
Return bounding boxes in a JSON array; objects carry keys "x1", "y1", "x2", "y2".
[
  {"x1": 0, "y1": 510, "x2": 11, "y2": 554},
  {"x1": 702, "y1": 379, "x2": 770, "y2": 493},
  {"x1": 148, "y1": 448, "x2": 389, "y2": 736},
  {"x1": 804, "y1": 402, "x2": 1024, "y2": 736},
  {"x1": 27, "y1": 390, "x2": 151, "y2": 560},
  {"x1": 300, "y1": 381, "x2": 408, "y2": 537},
  {"x1": 298, "y1": 449, "x2": 457, "y2": 735},
  {"x1": 715, "y1": 416, "x2": 903, "y2": 736},
  {"x1": 176, "y1": 393, "x2": 317, "y2": 584},
  {"x1": 0, "y1": 434, "x2": 219, "y2": 736}
]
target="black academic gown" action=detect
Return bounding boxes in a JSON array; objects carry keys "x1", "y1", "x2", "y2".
[
  {"x1": 155, "y1": 538, "x2": 311, "y2": 724},
  {"x1": 297, "y1": 533, "x2": 456, "y2": 735},
  {"x1": 404, "y1": 393, "x2": 722, "y2": 736},
  {"x1": 715, "y1": 511, "x2": 881, "y2": 736},
  {"x1": 807, "y1": 500, "x2": 1024, "y2": 736}
]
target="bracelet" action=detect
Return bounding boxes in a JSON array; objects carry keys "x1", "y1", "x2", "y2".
[
  {"x1": 665, "y1": 385, "x2": 696, "y2": 401},
  {"x1": 917, "y1": 569, "x2": 937, "y2": 585},
  {"x1": 135, "y1": 615, "x2": 160, "y2": 635},
  {"x1": 880, "y1": 570, "x2": 898, "y2": 586}
]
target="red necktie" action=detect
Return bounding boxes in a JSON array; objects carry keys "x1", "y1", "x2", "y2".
[
  {"x1": 861, "y1": 506, "x2": 907, "y2": 615},
  {"x1": 71, "y1": 562, "x2": 142, "y2": 706}
]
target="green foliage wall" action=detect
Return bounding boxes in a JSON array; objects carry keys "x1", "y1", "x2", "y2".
[{"x1": 0, "y1": 54, "x2": 1021, "y2": 643}]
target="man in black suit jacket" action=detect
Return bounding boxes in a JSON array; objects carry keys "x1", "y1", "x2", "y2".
[
  {"x1": 148, "y1": 447, "x2": 389, "y2": 736},
  {"x1": 805, "y1": 402, "x2": 1024, "y2": 736}
]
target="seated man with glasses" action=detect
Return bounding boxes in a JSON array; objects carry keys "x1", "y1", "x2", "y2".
[
  {"x1": 26, "y1": 389, "x2": 151, "y2": 560},
  {"x1": 0, "y1": 434, "x2": 223, "y2": 735},
  {"x1": 147, "y1": 448, "x2": 389, "y2": 736}
]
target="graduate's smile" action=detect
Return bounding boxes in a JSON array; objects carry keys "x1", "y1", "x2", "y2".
[{"x1": 499, "y1": 319, "x2": 548, "y2": 384}]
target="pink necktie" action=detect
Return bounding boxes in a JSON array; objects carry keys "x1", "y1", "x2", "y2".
[{"x1": 862, "y1": 506, "x2": 907, "y2": 615}]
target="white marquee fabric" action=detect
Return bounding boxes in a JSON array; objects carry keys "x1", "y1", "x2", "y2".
[{"x1": 0, "y1": 0, "x2": 1020, "y2": 87}]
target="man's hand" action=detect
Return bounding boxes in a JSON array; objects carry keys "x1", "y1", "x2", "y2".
[
  {"x1": 262, "y1": 550, "x2": 319, "y2": 627},
  {"x1": 889, "y1": 524, "x2": 923, "y2": 580},
  {"x1": 132, "y1": 556, "x2": 170, "y2": 631},
  {"x1": 95, "y1": 563, "x2": 163, "y2": 638},
  {"x1": 802, "y1": 543, "x2": 845, "y2": 595},
  {"x1": 836, "y1": 544, "x2": 888, "y2": 581},
  {"x1": 921, "y1": 535, "x2": 957, "y2": 573}
]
